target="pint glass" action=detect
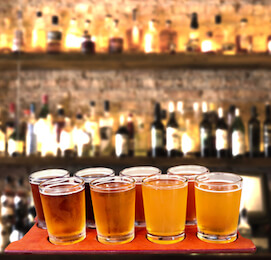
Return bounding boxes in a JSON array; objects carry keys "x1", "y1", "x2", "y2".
[
  {"x1": 195, "y1": 172, "x2": 242, "y2": 243},
  {"x1": 167, "y1": 165, "x2": 209, "y2": 225},
  {"x1": 90, "y1": 176, "x2": 135, "y2": 244},
  {"x1": 29, "y1": 169, "x2": 69, "y2": 229},
  {"x1": 74, "y1": 167, "x2": 115, "y2": 228},
  {"x1": 119, "y1": 166, "x2": 161, "y2": 227},
  {"x1": 142, "y1": 174, "x2": 188, "y2": 244},
  {"x1": 39, "y1": 177, "x2": 86, "y2": 245}
]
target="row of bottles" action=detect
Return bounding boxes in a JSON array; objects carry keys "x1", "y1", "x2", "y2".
[
  {"x1": 0, "y1": 175, "x2": 35, "y2": 251},
  {"x1": 0, "y1": 97, "x2": 271, "y2": 159},
  {"x1": 2, "y1": 9, "x2": 271, "y2": 55}
]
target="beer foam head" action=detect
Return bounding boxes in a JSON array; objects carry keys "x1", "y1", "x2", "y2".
[
  {"x1": 39, "y1": 177, "x2": 84, "y2": 196},
  {"x1": 167, "y1": 165, "x2": 209, "y2": 180},
  {"x1": 74, "y1": 167, "x2": 115, "y2": 183},
  {"x1": 29, "y1": 169, "x2": 69, "y2": 185},
  {"x1": 120, "y1": 166, "x2": 161, "y2": 182}
]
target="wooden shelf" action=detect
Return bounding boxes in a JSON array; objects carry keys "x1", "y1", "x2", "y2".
[{"x1": 1, "y1": 53, "x2": 271, "y2": 70}]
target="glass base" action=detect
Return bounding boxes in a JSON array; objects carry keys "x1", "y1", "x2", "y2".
[
  {"x1": 48, "y1": 230, "x2": 86, "y2": 245},
  {"x1": 97, "y1": 231, "x2": 134, "y2": 245},
  {"x1": 146, "y1": 232, "x2": 185, "y2": 244},
  {"x1": 86, "y1": 221, "x2": 96, "y2": 229},
  {"x1": 197, "y1": 231, "x2": 237, "y2": 244},
  {"x1": 37, "y1": 220, "x2": 47, "y2": 229},
  {"x1": 185, "y1": 219, "x2": 197, "y2": 226}
]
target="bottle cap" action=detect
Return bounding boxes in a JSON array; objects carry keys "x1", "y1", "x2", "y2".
[
  {"x1": 76, "y1": 113, "x2": 83, "y2": 119},
  {"x1": 36, "y1": 11, "x2": 42, "y2": 17},
  {"x1": 30, "y1": 103, "x2": 35, "y2": 113},
  {"x1": 42, "y1": 94, "x2": 48, "y2": 104},
  {"x1": 52, "y1": 15, "x2": 59, "y2": 25},
  {"x1": 154, "y1": 102, "x2": 161, "y2": 116},
  {"x1": 90, "y1": 101, "x2": 96, "y2": 107},
  {"x1": 251, "y1": 106, "x2": 257, "y2": 117},
  {"x1": 132, "y1": 8, "x2": 137, "y2": 21},
  {"x1": 240, "y1": 18, "x2": 248, "y2": 24},
  {"x1": 165, "y1": 19, "x2": 172, "y2": 25},
  {"x1": 9, "y1": 103, "x2": 15, "y2": 112},
  {"x1": 190, "y1": 12, "x2": 199, "y2": 29},
  {"x1": 215, "y1": 14, "x2": 222, "y2": 24}
]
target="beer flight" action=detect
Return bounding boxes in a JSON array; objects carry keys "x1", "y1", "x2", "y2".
[{"x1": 29, "y1": 166, "x2": 243, "y2": 246}]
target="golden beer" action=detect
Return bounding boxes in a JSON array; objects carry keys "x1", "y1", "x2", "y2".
[
  {"x1": 142, "y1": 175, "x2": 188, "y2": 244},
  {"x1": 90, "y1": 176, "x2": 135, "y2": 244},
  {"x1": 167, "y1": 165, "x2": 209, "y2": 225},
  {"x1": 195, "y1": 172, "x2": 242, "y2": 243},
  {"x1": 120, "y1": 166, "x2": 161, "y2": 227},
  {"x1": 39, "y1": 177, "x2": 86, "y2": 245}
]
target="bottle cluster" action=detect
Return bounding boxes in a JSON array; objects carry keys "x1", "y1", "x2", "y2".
[
  {"x1": 0, "y1": 97, "x2": 270, "y2": 159},
  {"x1": 0, "y1": 175, "x2": 35, "y2": 251},
  {"x1": 1, "y1": 8, "x2": 271, "y2": 55}
]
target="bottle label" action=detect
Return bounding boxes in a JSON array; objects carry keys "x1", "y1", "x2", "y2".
[
  {"x1": 215, "y1": 129, "x2": 228, "y2": 150},
  {"x1": 109, "y1": 38, "x2": 123, "y2": 53},
  {"x1": 166, "y1": 127, "x2": 180, "y2": 151},
  {"x1": 264, "y1": 125, "x2": 271, "y2": 148},
  {"x1": 115, "y1": 133, "x2": 128, "y2": 157},
  {"x1": 12, "y1": 30, "x2": 24, "y2": 52},
  {"x1": 47, "y1": 31, "x2": 62, "y2": 41},
  {"x1": 200, "y1": 128, "x2": 212, "y2": 150},
  {"x1": 151, "y1": 128, "x2": 163, "y2": 149},
  {"x1": 232, "y1": 131, "x2": 245, "y2": 156},
  {"x1": 100, "y1": 126, "x2": 112, "y2": 155}
]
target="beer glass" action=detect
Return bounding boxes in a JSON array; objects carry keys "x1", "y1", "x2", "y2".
[
  {"x1": 142, "y1": 174, "x2": 188, "y2": 244},
  {"x1": 167, "y1": 165, "x2": 209, "y2": 225},
  {"x1": 119, "y1": 166, "x2": 161, "y2": 227},
  {"x1": 39, "y1": 177, "x2": 86, "y2": 245},
  {"x1": 90, "y1": 176, "x2": 135, "y2": 244},
  {"x1": 195, "y1": 172, "x2": 242, "y2": 244},
  {"x1": 29, "y1": 169, "x2": 69, "y2": 229},
  {"x1": 74, "y1": 167, "x2": 115, "y2": 228}
]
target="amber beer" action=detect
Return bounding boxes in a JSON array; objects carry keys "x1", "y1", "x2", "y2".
[
  {"x1": 142, "y1": 174, "x2": 188, "y2": 244},
  {"x1": 29, "y1": 169, "x2": 69, "y2": 229},
  {"x1": 195, "y1": 172, "x2": 242, "y2": 244},
  {"x1": 120, "y1": 166, "x2": 161, "y2": 227},
  {"x1": 167, "y1": 165, "x2": 209, "y2": 225},
  {"x1": 74, "y1": 167, "x2": 115, "y2": 228},
  {"x1": 90, "y1": 176, "x2": 135, "y2": 244},
  {"x1": 39, "y1": 177, "x2": 86, "y2": 245}
]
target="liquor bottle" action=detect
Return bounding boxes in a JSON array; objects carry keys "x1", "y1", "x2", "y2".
[
  {"x1": 151, "y1": 102, "x2": 166, "y2": 157},
  {"x1": 201, "y1": 31, "x2": 214, "y2": 53},
  {"x1": 26, "y1": 103, "x2": 37, "y2": 156},
  {"x1": 81, "y1": 19, "x2": 95, "y2": 54},
  {"x1": 7, "y1": 120, "x2": 25, "y2": 157},
  {"x1": 99, "y1": 100, "x2": 114, "y2": 156},
  {"x1": 159, "y1": 19, "x2": 177, "y2": 53},
  {"x1": 47, "y1": 15, "x2": 62, "y2": 54},
  {"x1": 12, "y1": 10, "x2": 24, "y2": 53},
  {"x1": 5, "y1": 103, "x2": 16, "y2": 154},
  {"x1": 54, "y1": 105, "x2": 65, "y2": 156},
  {"x1": 236, "y1": 18, "x2": 253, "y2": 53},
  {"x1": 38, "y1": 94, "x2": 49, "y2": 119},
  {"x1": 127, "y1": 113, "x2": 134, "y2": 156},
  {"x1": 166, "y1": 102, "x2": 181, "y2": 157},
  {"x1": 0, "y1": 17, "x2": 12, "y2": 53},
  {"x1": 215, "y1": 107, "x2": 228, "y2": 158},
  {"x1": 212, "y1": 14, "x2": 224, "y2": 53},
  {"x1": 200, "y1": 102, "x2": 212, "y2": 157},
  {"x1": 59, "y1": 117, "x2": 74, "y2": 157},
  {"x1": 0, "y1": 112, "x2": 5, "y2": 156},
  {"x1": 264, "y1": 104, "x2": 271, "y2": 157},
  {"x1": 144, "y1": 19, "x2": 158, "y2": 53},
  {"x1": 31, "y1": 11, "x2": 46, "y2": 52},
  {"x1": 126, "y1": 8, "x2": 143, "y2": 53},
  {"x1": 231, "y1": 108, "x2": 246, "y2": 158},
  {"x1": 97, "y1": 14, "x2": 112, "y2": 53},
  {"x1": 186, "y1": 12, "x2": 200, "y2": 52},
  {"x1": 248, "y1": 106, "x2": 260, "y2": 158},
  {"x1": 72, "y1": 112, "x2": 90, "y2": 157},
  {"x1": 109, "y1": 19, "x2": 124, "y2": 54},
  {"x1": 134, "y1": 115, "x2": 148, "y2": 157},
  {"x1": 1, "y1": 176, "x2": 15, "y2": 227},
  {"x1": 115, "y1": 114, "x2": 129, "y2": 157},
  {"x1": 65, "y1": 18, "x2": 81, "y2": 52}
]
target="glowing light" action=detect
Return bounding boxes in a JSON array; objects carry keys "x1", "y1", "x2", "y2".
[
  {"x1": 65, "y1": 19, "x2": 81, "y2": 51},
  {"x1": 132, "y1": 25, "x2": 139, "y2": 45},
  {"x1": 182, "y1": 132, "x2": 193, "y2": 155},
  {"x1": 144, "y1": 20, "x2": 155, "y2": 53},
  {"x1": 168, "y1": 101, "x2": 174, "y2": 113},
  {"x1": 201, "y1": 40, "x2": 213, "y2": 53},
  {"x1": 218, "y1": 107, "x2": 223, "y2": 118},
  {"x1": 202, "y1": 102, "x2": 208, "y2": 113},
  {"x1": 193, "y1": 102, "x2": 199, "y2": 113},
  {"x1": 177, "y1": 101, "x2": 183, "y2": 114},
  {"x1": 268, "y1": 41, "x2": 271, "y2": 53}
]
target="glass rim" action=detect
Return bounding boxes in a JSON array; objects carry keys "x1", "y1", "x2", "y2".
[
  {"x1": 119, "y1": 166, "x2": 162, "y2": 179},
  {"x1": 90, "y1": 176, "x2": 135, "y2": 192},
  {"x1": 29, "y1": 169, "x2": 69, "y2": 185},
  {"x1": 39, "y1": 176, "x2": 85, "y2": 195},
  {"x1": 142, "y1": 174, "x2": 188, "y2": 190},
  {"x1": 167, "y1": 165, "x2": 209, "y2": 178},
  {"x1": 74, "y1": 167, "x2": 115, "y2": 182},
  {"x1": 195, "y1": 172, "x2": 243, "y2": 187}
]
